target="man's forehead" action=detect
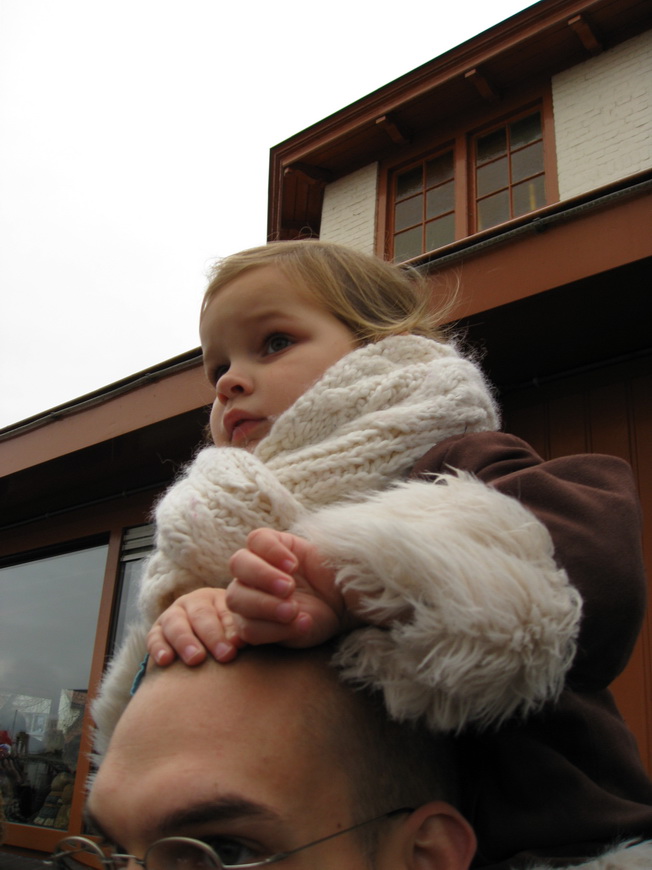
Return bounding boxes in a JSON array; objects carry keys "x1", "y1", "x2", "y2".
[
  {"x1": 88, "y1": 649, "x2": 358, "y2": 850},
  {"x1": 121, "y1": 648, "x2": 340, "y2": 738}
]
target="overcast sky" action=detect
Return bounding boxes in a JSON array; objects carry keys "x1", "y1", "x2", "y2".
[{"x1": 0, "y1": 0, "x2": 537, "y2": 430}]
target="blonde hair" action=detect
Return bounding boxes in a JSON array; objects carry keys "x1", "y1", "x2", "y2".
[{"x1": 202, "y1": 240, "x2": 455, "y2": 344}]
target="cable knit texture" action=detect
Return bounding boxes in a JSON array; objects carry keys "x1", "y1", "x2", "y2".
[{"x1": 92, "y1": 335, "x2": 581, "y2": 756}]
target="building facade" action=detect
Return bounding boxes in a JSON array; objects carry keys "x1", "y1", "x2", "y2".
[{"x1": 1, "y1": 0, "x2": 650, "y2": 854}]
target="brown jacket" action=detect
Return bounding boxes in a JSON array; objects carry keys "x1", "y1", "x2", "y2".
[{"x1": 412, "y1": 432, "x2": 652, "y2": 868}]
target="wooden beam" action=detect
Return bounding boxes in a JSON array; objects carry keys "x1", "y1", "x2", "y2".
[
  {"x1": 568, "y1": 14, "x2": 603, "y2": 55},
  {"x1": 283, "y1": 163, "x2": 332, "y2": 185},
  {"x1": 464, "y1": 68, "x2": 501, "y2": 103},
  {"x1": 375, "y1": 114, "x2": 409, "y2": 145}
]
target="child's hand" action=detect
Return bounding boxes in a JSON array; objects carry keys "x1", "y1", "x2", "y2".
[
  {"x1": 147, "y1": 587, "x2": 246, "y2": 666},
  {"x1": 226, "y1": 528, "x2": 355, "y2": 648}
]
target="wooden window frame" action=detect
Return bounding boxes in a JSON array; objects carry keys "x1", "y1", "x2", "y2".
[{"x1": 378, "y1": 87, "x2": 558, "y2": 262}]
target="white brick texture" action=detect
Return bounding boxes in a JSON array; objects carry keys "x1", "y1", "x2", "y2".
[
  {"x1": 319, "y1": 163, "x2": 378, "y2": 253},
  {"x1": 552, "y1": 30, "x2": 652, "y2": 200}
]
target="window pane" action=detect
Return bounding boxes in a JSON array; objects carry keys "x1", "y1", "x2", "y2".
[
  {"x1": 0, "y1": 544, "x2": 108, "y2": 830},
  {"x1": 425, "y1": 152, "x2": 454, "y2": 187},
  {"x1": 510, "y1": 112, "x2": 541, "y2": 148},
  {"x1": 425, "y1": 213, "x2": 455, "y2": 251},
  {"x1": 394, "y1": 194, "x2": 423, "y2": 232},
  {"x1": 112, "y1": 559, "x2": 145, "y2": 653},
  {"x1": 477, "y1": 128, "x2": 506, "y2": 163},
  {"x1": 477, "y1": 190, "x2": 509, "y2": 231},
  {"x1": 513, "y1": 175, "x2": 546, "y2": 217},
  {"x1": 512, "y1": 141, "x2": 544, "y2": 183},
  {"x1": 426, "y1": 180, "x2": 455, "y2": 219},
  {"x1": 394, "y1": 226, "x2": 422, "y2": 261},
  {"x1": 477, "y1": 156, "x2": 508, "y2": 197},
  {"x1": 396, "y1": 166, "x2": 423, "y2": 200},
  {"x1": 111, "y1": 525, "x2": 154, "y2": 654}
]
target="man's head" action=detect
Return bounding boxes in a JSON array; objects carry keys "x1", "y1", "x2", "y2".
[{"x1": 87, "y1": 646, "x2": 475, "y2": 869}]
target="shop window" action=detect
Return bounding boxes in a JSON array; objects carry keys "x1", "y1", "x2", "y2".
[
  {"x1": 473, "y1": 110, "x2": 545, "y2": 231},
  {"x1": 0, "y1": 543, "x2": 108, "y2": 832}
]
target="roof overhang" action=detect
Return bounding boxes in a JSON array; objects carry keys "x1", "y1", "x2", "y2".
[{"x1": 268, "y1": 0, "x2": 652, "y2": 239}]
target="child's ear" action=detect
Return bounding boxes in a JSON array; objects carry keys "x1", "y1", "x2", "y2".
[{"x1": 397, "y1": 802, "x2": 476, "y2": 870}]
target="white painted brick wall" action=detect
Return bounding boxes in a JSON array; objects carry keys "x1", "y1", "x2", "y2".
[
  {"x1": 553, "y1": 30, "x2": 652, "y2": 200},
  {"x1": 319, "y1": 163, "x2": 378, "y2": 253}
]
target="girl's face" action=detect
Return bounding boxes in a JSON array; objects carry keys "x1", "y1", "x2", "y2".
[{"x1": 200, "y1": 265, "x2": 356, "y2": 451}]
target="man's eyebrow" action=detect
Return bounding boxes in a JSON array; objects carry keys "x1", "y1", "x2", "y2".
[
  {"x1": 157, "y1": 796, "x2": 281, "y2": 836},
  {"x1": 84, "y1": 795, "x2": 281, "y2": 844}
]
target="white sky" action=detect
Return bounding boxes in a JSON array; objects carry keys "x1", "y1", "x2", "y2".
[{"x1": 0, "y1": 0, "x2": 537, "y2": 430}]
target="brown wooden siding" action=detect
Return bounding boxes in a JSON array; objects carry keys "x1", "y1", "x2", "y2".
[{"x1": 502, "y1": 354, "x2": 652, "y2": 773}]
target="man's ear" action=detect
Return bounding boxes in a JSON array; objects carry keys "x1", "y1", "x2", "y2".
[{"x1": 398, "y1": 802, "x2": 476, "y2": 870}]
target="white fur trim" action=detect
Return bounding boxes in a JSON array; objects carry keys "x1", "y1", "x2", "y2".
[
  {"x1": 295, "y1": 473, "x2": 582, "y2": 732},
  {"x1": 527, "y1": 841, "x2": 652, "y2": 869}
]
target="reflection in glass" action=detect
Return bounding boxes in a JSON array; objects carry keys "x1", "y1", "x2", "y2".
[
  {"x1": 477, "y1": 128, "x2": 506, "y2": 162},
  {"x1": 512, "y1": 141, "x2": 544, "y2": 184},
  {"x1": 426, "y1": 180, "x2": 455, "y2": 219},
  {"x1": 396, "y1": 166, "x2": 423, "y2": 200},
  {"x1": 425, "y1": 213, "x2": 455, "y2": 251},
  {"x1": 426, "y1": 152, "x2": 454, "y2": 187},
  {"x1": 477, "y1": 157, "x2": 508, "y2": 197},
  {"x1": 394, "y1": 226, "x2": 422, "y2": 262},
  {"x1": 0, "y1": 544, "x2": 107, "y2": 830},
  {"x1": 513, "y1": 175, "x2": 546, "y2": 217},
  {"x1": 510, "y1": 112, "x2": 541, "y2": 147},
  {"x1": 477, "y1": 190, "x2": 509, "y2": 231},
  {"x1": 394, "y1": 194, "x2": 423, "y2": 232},
  {"x1": 112, "y1": 556, "x2": 148, "y2": 654}
]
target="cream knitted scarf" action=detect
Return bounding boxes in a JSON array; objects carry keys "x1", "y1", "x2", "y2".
[{"x1": 139, "y1": 335, "x2": 499, "y2": 623}]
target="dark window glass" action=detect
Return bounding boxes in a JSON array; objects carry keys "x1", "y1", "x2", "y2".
[
  {"x1": 513, "y1": 175, "x2": 546, "y2": 217},
  {"x1": 476, "y1": 156, "x2": 508, "y2": 197},
  {"x1": 392, "y1": 150, "x2": 455, "y2": 260},
  {"x1": 426, "y1": 180, "x2": 455, "y2": 219},
  {"x1": 426, "y1": 152, "x2": 454, "y2": 187},
  {"x1": 425, "y1": 213, "x2": 455, "y2": 250},
  {"x1": 394, "y1": 226, "x2": 423, "y2": 261},
  {"x1": 474, "y1": 110, "x2": 545, "y2": 230},
  {"x1": 477, "y1": 190, "x2": 510, "y2": 230},
  {"x1": 477, "y1": 128, "x2": 506, "y2": 163},
  {"x1": 512, "y1": 141, "x2": 544, "y2": 183},
  {"x1": 394, "y1": 194, "x2": 423, "y2": 232},
  {"x1": 510, "y1": 112, "x2": 542, "y2": 147},
  {"x1": 396, "y1": 166, "x2": 423, "y2": 200}
]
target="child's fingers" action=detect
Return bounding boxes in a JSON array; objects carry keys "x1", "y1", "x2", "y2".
[
  {"x1": 245, "y1": 528, "x2": 298, "y2": 575},
  {"x1": 146, "y1": 623, "x2": 177, "y2": 667},
  {"x1": 229, "y1": 547, "x2": 296, "y2": 598},
  {"x1": 226, "y1": 577, "x2": 299, "y2": 624},
  {"x1": 232, "y1": 612, "x2": 313, "y2": 647},
  {"x1": 154, "y1": 604, "x2": 212, "y2": 666},
  {"x1": 161, "y1": 597, "x2": 243, "y2": 665}
]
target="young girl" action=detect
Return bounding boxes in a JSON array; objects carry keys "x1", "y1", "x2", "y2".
[{"x1": 93, "y1": 241, "x2": 652, "y2": 870}]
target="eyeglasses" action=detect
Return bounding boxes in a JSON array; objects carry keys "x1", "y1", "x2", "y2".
[{"x1": 49, "y1": 808, "x2": 413, "y2": 870}]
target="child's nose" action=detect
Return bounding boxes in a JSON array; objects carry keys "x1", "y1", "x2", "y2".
[{"x1": 216, "y1": 366, "x2": 253, "y2": 402}]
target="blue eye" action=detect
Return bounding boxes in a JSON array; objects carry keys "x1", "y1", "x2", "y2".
[{"x1": 264, "y1": 334, "x2": 293, "y2": 355}]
